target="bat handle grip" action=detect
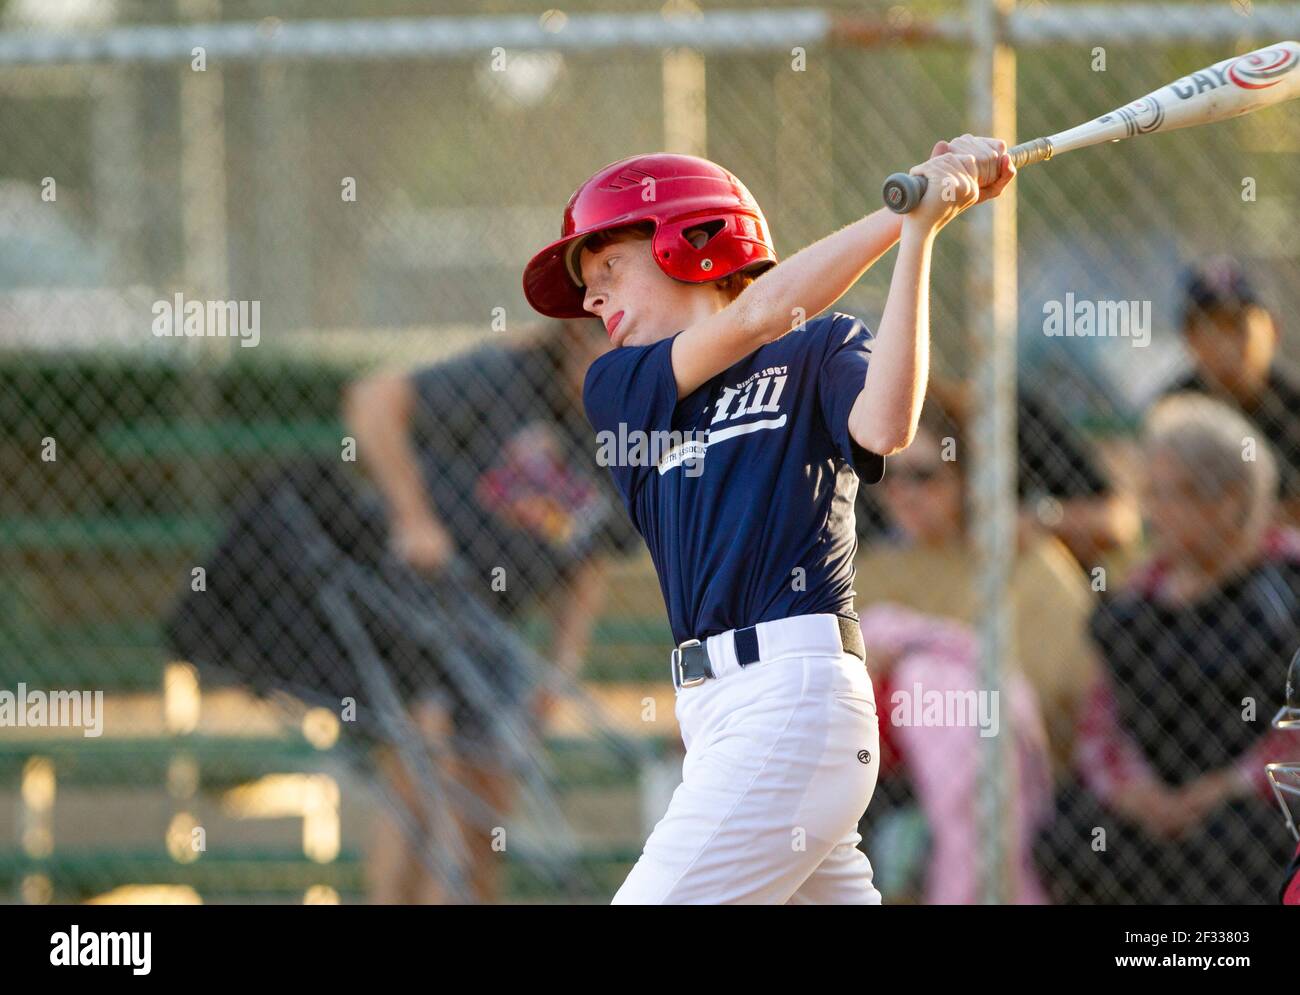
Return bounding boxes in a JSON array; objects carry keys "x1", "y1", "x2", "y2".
[
  {"x1": 1009, "y1": 136, "x2": 1054, "y2": 169},
  {"x1": 881, "y1": 137, "x2": 1054, "y2": 214}
]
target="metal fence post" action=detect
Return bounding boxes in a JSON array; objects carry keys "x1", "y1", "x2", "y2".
[{"x1": 968, "y1": 0, "x2": 1019, "y2": 905}]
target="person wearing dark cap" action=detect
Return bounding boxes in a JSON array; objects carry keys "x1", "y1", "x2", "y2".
[{"x1": 1162, "y1": 256, "x2": 1300, "y2": 526}]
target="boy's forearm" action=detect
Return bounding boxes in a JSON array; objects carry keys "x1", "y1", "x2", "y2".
[
  {"x1": 737, "y1": 203, "x2": 934, "y2": 456},
  {"x1": 741, "y1": 208, "x2": 905, "y2": 342},
  {"x1": 847, "y1": 222, "x2": 934, "y2": 455}
]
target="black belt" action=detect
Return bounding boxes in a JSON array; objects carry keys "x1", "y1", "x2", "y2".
[{"x1": 672, "y1": 615, "x2": 866, "y2": 689}]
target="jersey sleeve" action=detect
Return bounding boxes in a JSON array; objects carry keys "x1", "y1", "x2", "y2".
[
  {"x1": 817, "y1": 313, "x2": 886, "y2": 484},
  {"x1": 582, "y1": 333, "x2": 681, "y2": 504}
]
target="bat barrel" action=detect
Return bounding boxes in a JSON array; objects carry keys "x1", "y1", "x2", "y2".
[{"x1": 883, "y1": 40, "x2": 1300, "y2": 215}]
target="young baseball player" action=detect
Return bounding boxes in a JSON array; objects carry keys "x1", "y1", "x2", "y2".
[{"x1": 523, "y1": 137, "x2": 1015, "y2": 904}]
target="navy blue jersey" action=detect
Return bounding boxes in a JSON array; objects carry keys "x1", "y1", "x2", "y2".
[{"x1": 583, "y1": 311, "x2": 885, "y2": 644}]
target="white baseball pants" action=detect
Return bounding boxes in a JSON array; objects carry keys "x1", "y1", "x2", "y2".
[{"x1": 613, "y1": 614, "x2": 882, "y2": 905}]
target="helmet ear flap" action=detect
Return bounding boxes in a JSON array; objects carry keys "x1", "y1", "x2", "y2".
[
  {"x1": 682, "y1": 219, "x2": 726, "y2": 250},
  {"x1": 654, "y1": 216, "x2": 742, "y2": 282}
]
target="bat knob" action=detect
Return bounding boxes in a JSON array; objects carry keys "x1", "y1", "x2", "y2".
[{"x1": 882, "y1": 172, "x2": 928, "y2": 214}]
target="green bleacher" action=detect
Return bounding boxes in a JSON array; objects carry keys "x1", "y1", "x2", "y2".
[{"x1": 0, "y1": 353, "x2": 672, "y2": 903}]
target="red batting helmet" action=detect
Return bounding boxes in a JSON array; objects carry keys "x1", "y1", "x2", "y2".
[{"x1": 523, "y1": 153, "x2": 778, "y2": 319}]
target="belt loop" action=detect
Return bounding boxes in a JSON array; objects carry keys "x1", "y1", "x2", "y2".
[
  {"x1": 837, "y1": 615, "x2": 866, "y2": 662},
  {"x1": 733, "y1": 625, "x2": 760, "y2": 667}
]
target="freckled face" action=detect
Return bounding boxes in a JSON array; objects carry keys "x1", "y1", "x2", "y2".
[{"x1": 578, "y1": 236, "x2": 710, "y2": 348}]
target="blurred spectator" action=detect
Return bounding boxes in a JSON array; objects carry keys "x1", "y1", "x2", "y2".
[
  {"x1": 1037, "y1": 393, "x2": 1300, "y2": 904},
  {"x1": 344, "y1": 317, "x2": 638, "y2": 903},
  {"x1": 853, "y1": 382, "x2": 1100, "y2": 775},
  {"x1": 855, "y1": 377, "x2": 1139, "y2": 571},
  {"x1": 858, "y1": 602, "x2": 1052, "y2": 904},
  {"x1": 1161, "y1": 256, "x2": 1300, "y2": 527}
]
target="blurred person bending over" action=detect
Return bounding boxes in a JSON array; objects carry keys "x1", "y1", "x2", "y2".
[
  {"x1": 1162, "y1": 257, "x2": 1300, "y2": 527},
  {"x1": 344, "y1": 318, "x2": 635, "y2": 903},
  {"x1": 1039, "y1": 393, "x2": 1300, "y2": 904}
]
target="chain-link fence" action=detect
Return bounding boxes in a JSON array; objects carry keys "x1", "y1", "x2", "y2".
[{"x1": 1, "y1": 0, "x2": 1298, "y2": 904}]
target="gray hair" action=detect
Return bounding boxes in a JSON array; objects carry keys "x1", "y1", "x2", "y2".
[{"x1": 1143, "y1": 392, "x2": 1278, "y2": 538}]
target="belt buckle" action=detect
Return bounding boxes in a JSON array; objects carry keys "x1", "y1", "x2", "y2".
[{"x1": 673, "y1": 638, "x2": 707, "y2": 689}]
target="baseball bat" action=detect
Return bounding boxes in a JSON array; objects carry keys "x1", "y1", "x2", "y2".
[{"x1": 882, "y1": 40, "x2": 1300, "y2": 213}]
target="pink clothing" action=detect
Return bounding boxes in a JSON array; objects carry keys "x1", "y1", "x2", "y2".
[{"x1": 859, "y1": 602, "x2": 1052, "y2": 905}]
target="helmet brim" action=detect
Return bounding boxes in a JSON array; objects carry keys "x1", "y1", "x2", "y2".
[{"x1": 523, "y1": 231, "x2": 593, "y2": 319}]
